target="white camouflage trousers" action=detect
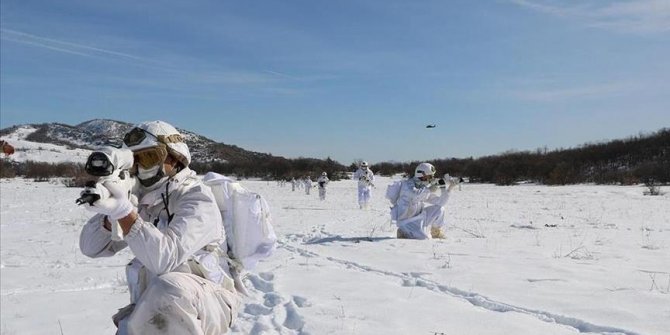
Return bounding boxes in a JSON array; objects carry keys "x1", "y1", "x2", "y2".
[
  {"x1": 117, "y1": 272, "x2": 239, "y2": 335},
  {"x1": 396, "y1": 205, "x2": 446, "y2": 239},
  {"x1": 357, "y1": 186, "x2": 371, "y2": 207}
]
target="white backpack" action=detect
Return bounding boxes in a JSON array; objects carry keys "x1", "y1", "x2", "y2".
[
  {"x1": 386, "y1": 180, "x2": 402, "y2": 205},
  {"x1": 203, "y1": 172, "x2": 276, "y2": 270}
]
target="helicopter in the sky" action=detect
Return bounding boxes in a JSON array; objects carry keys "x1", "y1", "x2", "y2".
[{"x1": 425, "y1": 124, "x2": 437, "y2": 129}]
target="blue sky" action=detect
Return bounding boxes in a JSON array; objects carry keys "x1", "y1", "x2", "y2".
[{"x1": 1, "y1": 0, "x2": 669, "y2": 165}]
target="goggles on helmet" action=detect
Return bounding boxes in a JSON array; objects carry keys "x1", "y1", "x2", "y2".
[
  {"x1": 124, "y1": 127, "x2": 186, "y2": 169},
  {"x1": 133, "y1": 145, "x2": 168, "y2": 169},
  {"x1": 418, "y1": 174, "x2": 435, "y2": 182},
  {"x1": 123, "y1": 127, "x2": 184, "y2": 147}
]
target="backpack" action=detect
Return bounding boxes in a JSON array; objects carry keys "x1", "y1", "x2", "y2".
[
  {"x1": 203, "y1": 172, "x2": 276, "y2": 270},
  {"x1": 386, "y1": 180, "x2": 402, "y2": 205}
]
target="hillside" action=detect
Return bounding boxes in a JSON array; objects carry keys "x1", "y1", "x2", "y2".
[
  {"x1": 0, "y1": 119, "x2": 275, "y2": 164},
  {"x1": 0, "y1": 120, "x2": 347, "y2": 180}
]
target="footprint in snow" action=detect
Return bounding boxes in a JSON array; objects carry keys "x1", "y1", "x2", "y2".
[
  {"x1": 292, "y1": 295, "x2": 311, "y2": 308},
  {"x1": 238, "y1": 272, "x2": 311, "y2": 334},
  {"x1": 247, "y1": 273, "x2": 275, "y2": 293},
  {"x1": 263, "y1": 292, "x2": 283, "y2": 308}
]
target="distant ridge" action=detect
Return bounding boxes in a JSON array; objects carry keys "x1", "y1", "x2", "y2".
[{"x1": 0, "y1": 119, "x2": 277, "y2": 164}]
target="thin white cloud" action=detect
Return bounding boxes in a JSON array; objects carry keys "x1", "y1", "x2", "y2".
[
  {"x1": 0, "y1": 27, "x2": 323, "y2": 94},
  {"x1": 1, "y1": 35, "x2": 92, "y2": 57},
  {"x1": 0, "y1": 28, "x2": 149, "y2": 61},
  {"x1": 0, "y1": 27, "x2": 283, "y2": 87},
  {"x1": 511, "y1": 0, "x2": 670, "y2": 34}
]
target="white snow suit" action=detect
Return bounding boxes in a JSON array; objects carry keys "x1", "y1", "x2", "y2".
[
  {"x1": 316, "y1": 175, "x2": 330, "y2": 200},
  {"x1": 386, "y1": 177, "x2": 451, "y2": 239},
  {"x1": 304, "y1": 178, "x2": 312, "y2": 195},
  {"x1": 79, "y1": 168, "x2": 240, "y2": 335},
  {"x1": 352, "y1": 168, "x2": 375, "y2": 208}
]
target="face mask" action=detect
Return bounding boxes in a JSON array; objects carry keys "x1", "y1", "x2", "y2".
[
  {"x1": 414, "y1": 176, "x2": 433, "y2": 189},
  {"x1": 137, "y1": 165, "x2": 165, "y2": 187}
]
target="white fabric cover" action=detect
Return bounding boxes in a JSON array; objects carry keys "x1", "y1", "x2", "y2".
[{"x1": 203, "y1": 172, "x2": 277, "y2": 270}]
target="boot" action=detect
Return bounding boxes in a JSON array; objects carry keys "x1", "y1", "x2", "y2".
[
  {"x1": 397, "y1": 229, "x2": 410, "y2": 239},
  {"x1": 431, "y1": 226, "x2": 446, "y2": 239}
]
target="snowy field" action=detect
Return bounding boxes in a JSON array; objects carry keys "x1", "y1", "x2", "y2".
[{"x1": 1, "y1": 176, "x2": 669, "y2": 335}]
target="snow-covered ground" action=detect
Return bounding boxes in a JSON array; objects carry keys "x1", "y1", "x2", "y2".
[{"x1": 1, "y1": 176, "x2": 669, "y2": 335}]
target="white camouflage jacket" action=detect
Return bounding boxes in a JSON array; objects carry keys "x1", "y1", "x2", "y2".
[
  {"x1": 386, "y1": 178, "x2": 450, "y2": 222},
  {"x1": 79, "y1": 168, "x2": 232, "y2": 303},
  {"x1": 316, "y1": 175, "x2": 329, "y2": 188},
  {"x1": 352, "y1": 168, "x2": 375, "y2": 189}
]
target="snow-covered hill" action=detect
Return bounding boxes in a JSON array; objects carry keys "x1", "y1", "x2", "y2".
[
  {"x1": 0, "y1": 119, "x2": 278, "y2": 165},
  {"x1": 0, "y1": 125, "x2": 92, "y2": 164}
]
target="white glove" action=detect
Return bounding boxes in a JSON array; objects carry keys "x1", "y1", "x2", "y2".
[
  {"x1": 79, "y1": 182, "x2": 110, "y2": 202},
  {"x1": 84, "y1": 180, "x2": 135, "y2": 240},
  {"x1": 85, "y1": 180, "x2": 135, "y2": 241},
  {"x1": 445, "y1": 174, "x2": 457, "y2": 191}
]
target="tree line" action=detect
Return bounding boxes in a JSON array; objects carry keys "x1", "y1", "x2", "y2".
[
  {"x1": 2, "y1": 128, "x2": 667, "y2": 186},
  {"x1": 190, "y1": 156, "x2": 349, "y2": 180},
  {"x1": 0, "y1": 155, "x2": 349, "y2": 185},
  {"x1": 371, "y1": 128, "x2": 670, "y2": 185}
]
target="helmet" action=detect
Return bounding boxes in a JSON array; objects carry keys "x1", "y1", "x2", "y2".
[
  {"x1": 360, "y1": 161, "x2": 369, "y2": 168},
  {"x1": 414, "y1": 162, "x2": 436, "y2": 179},
  {"x1": 322, "y1": 172, "x2": 327, "y2": 176},
  {"x1": 123, "y1": 120, "x2": 191, "y2": 168}
]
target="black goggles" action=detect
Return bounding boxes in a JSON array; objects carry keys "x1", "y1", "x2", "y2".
[
  {"x1": 123, "y1": 128, "x2": 157, "y2": 147},
  {"x1": 123, "y1": 127, "x2": 184, "y2": 147}
]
